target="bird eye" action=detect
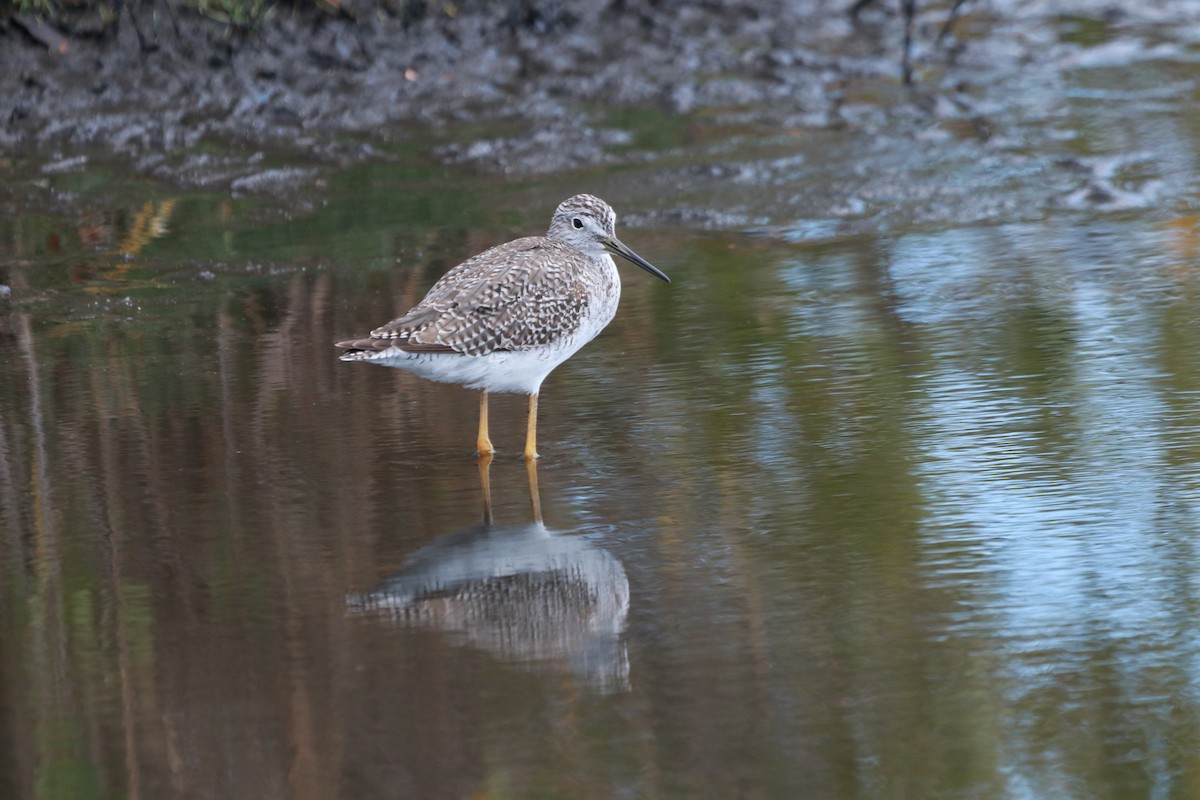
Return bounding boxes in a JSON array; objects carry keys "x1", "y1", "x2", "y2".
[{"x1": 572, "y1": 217, "x2": 584, "y2": 229}]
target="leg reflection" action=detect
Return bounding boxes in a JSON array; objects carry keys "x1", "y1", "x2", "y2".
[
  {"x1": 477, "y1": 452, "x2": 493, "y2": 526},
  {"x1": 525, "y1": 456, "x2": 542, "y2": 525}
]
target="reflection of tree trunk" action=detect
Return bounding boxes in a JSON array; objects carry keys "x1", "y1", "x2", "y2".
[
  {"x1": 275, "y1": 278, "x2": 321, "y2": 800},
  {"x1": 15, "y1": 311, "x2": 69, "y2": 798},
  {"x1": 116, "y1": 581, "x2": 144, "y2": 800},
  {"x1": 85, "y1": 328, "x2": 138, "y2": 800},
  {"x1": 0, "y1": 414, "x2": 27, "y2": 591},
  {"x1": 92, "y1": 371, "x2": 143, "y2": 799},
  {"x1": 254, "y1": 276, "x2": 341, "y2": 800}
]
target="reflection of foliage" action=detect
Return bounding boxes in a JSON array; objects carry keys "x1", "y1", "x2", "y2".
[
  {"x1": 115, "y1": 198, "x2": 177, "y2": 258},
  {"x1": 0, "y1": 155, "x2": 500, "y2": 308},
  {"x1": 79, "y1": 197, "x2": 180, "y2": 289}
]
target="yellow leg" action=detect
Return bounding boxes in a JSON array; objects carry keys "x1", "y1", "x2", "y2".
[
  {"x1": 476, "y1": 390, "x2": 495, "y2": 456},
  {"x1": 523, "y1": 392, "x2": 540, "y2": 461}
]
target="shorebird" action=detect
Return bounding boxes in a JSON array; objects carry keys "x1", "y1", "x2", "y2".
[{"x1": 335, "y1": 194, "x2": 670, "y2": 460}]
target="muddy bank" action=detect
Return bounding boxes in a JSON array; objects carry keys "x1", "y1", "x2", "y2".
[
  {"x1": 2, "y1": 0, "x2": 1198, "y2": 229},
  {"x1": 0, "y1": 1, "x2": 953, "y2": 186}
]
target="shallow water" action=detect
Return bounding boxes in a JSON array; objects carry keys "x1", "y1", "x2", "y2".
[
  {"x1": 6, "y1": 183, "x2": 1200, "y2": 798},
  {"x1": 6, "y1": 20, "x2": 1200, "y2": 799}
]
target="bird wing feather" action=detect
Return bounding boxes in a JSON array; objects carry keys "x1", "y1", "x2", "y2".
[{"x1": 349, "y1": 237, "x2": 592, "y2": 357}]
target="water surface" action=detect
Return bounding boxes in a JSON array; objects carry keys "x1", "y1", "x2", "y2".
[{"x1": 5, "y1": 28, "x2": 1200, "y2": 799}]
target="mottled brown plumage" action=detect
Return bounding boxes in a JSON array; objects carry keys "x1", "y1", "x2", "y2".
[{"x1": 340, "y1": 237, "x2": 594, "y2": 356}]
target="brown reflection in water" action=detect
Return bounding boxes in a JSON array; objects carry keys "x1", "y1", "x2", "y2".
[
  {"x1": 8, "y1": 218, "x2": 1200, "y2": 797},
  {"x1": 113, "y1": 200, "x2": 177, "y2": 259},
  {"x1": 0, "y1": 276, "x2": 355, "y2": 798},
  {"x1": 96, "y1": 199, "x2": 179, "y2": 288},
  {"x1": 0, "y1": 268, "x2": 648, "y2": 799}
]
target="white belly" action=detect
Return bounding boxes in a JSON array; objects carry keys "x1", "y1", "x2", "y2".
[{"x1": 347, "y1": 278, "x2": 621, "y2": 395}]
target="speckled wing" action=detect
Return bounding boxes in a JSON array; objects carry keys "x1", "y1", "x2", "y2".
[{"x1": 345, "y1": 237, "x2": 592, "y2": 357}]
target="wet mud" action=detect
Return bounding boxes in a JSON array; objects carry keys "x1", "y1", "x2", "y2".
[
  {"x1": 0, "y1": 1, "x2": 971, "y2": 186},
  {"x1": 2, "y1": 1, "x2": 1198, "y2": 228}
]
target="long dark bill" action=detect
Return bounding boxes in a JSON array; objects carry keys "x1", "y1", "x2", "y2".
[{"x1": 605, "y1": 236, "x2": 670, "y2": 283}]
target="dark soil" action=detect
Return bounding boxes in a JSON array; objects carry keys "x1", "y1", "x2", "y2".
[
  {"x1": 5, "y1": 0, "x2": 1195, "y2": 232},
  {"x1": 0, "y1": 0, "x2": 922, "y2": 191}
]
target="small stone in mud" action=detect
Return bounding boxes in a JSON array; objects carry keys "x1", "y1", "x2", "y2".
[
  {"x1": 625, "y1": 207, "x2": 767, "y2": 230},
  {"x1": 41, "y1": 155, "x2": 89, "y2": 174},
  {"x1": 229, "y1": 168, "x2": 321, "y2": 196}
]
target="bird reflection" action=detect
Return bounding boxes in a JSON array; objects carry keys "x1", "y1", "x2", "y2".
[{"x1": 348, "y1": 457, "x2": 630, "y2": 692}]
